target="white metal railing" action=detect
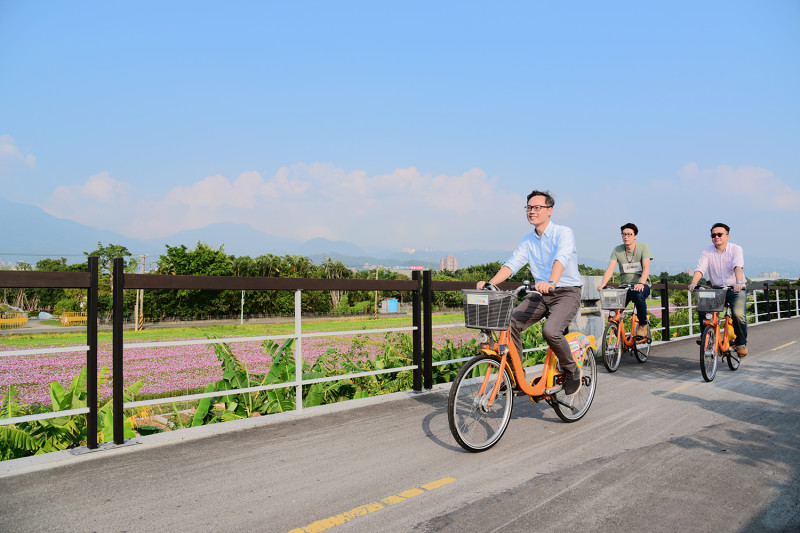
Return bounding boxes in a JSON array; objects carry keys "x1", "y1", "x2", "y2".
[
  {"x1": 0, "y1": 344, "x2": 91, "y2": 425},
  {"x1": 428, "y1": 286, "x2": 800, "y2": 369},
  {"x1": 123, "y1": 290, "x2": 418, "y2": 413},
  {"x1": 3, "y1": 287, "x2": 798, "y2": 427}
]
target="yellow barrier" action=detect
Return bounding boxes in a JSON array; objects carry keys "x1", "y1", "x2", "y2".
[
  {"x1": 0, "y1": 312, "x2": 28, "y2": 329},
  {"x1": 60, "y1": 312, "x2": 88, "y2": 326}
]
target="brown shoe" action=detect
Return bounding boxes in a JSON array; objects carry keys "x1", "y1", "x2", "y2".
[
  {"x1": 562, "y1": 367, "x2": 583, "y2": 397},
  {"x1": 636, "y1": 324, "x2": 649, "y2": 338},
  {"x1": 736, "y1": 346, "x2": 748, "y2": 358}
]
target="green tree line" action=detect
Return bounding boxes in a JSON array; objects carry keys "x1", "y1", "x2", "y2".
[{"x1": 15, "y1": 242, "x2": 798, "y2": 321}]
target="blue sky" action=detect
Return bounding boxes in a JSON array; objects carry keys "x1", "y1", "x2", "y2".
[{"x1": 1, "y1": 1, "x2": 798, "y2": 266}]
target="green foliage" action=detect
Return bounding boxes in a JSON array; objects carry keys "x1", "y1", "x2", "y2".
[
  {"x1": 54, "y1": 298, "x2": 79, "y2": 314},
  {"x1": 431, "y1": 273, "x2": 462, "y2": 308},
  {"x1": 84, "y1": 242, "x2": 134, "y2": 275},
  {"x1": 578, "y1": 264, "x2": 605, "y2": 276},
  {"x1": 0, "y1": 366, "x2": 143, "y2": 459}
]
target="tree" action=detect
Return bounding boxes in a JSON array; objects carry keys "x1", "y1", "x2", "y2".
[
  {"x1": 150, "y1": 242, "x2": 231, "y2": 318},
  {"x1": 84, "y1": 242, "x2": 134, "y2": 275},
  {"x1": 323, "y1": 257, "x2": 351, "y2": 309},
  {"x1": 578, "y1": 264, "x2": 605, "y2": 276}
]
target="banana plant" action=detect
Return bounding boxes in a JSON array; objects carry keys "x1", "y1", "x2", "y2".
[{"x1": 0, "y1": 366, "x2": 143, "y2": 457}]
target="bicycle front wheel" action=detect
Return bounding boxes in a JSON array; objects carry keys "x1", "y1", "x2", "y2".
[
  {"x1": 601, "y1": 323, "x2": 622, "y2": 373},
  {"x1": 726, "y1": 349, "x2": 741, "y2": 371},
  {"x1": 700, "y1": 326, "x2": 718, "y2": 382},
  {"x1": 634, "y1": 328, "x2": 651, "y2": 363},
  {"x1": 448, "y1": 355, "x2": 514, "y2": 452},
  {"x1": 552, "y1": 348, "x2": 597, "y2": 422}
]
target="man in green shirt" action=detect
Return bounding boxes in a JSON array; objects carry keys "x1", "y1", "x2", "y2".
[{"x1": 598, "y1": 222, "x2": 653, "y2": 337}]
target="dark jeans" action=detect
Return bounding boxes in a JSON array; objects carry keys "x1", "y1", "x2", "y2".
[
  {"x1": 509, "y1": 286, "x2": 582, "y2": 374},
  {"x1": 626, "y1": 284, "x2": 650, "y2": 325},
  {"x1": 697, "y1": 288, "x2": 748, "y2": 347}
]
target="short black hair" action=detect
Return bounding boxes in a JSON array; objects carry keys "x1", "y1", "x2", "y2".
[
  {"x1": 620, "y1": 222, "x2": 638, "y2": 235},
  {"x1": 526, "y1": 189, "x2": 555, "y2": 207},
  {"x1": 710, "y1": 222, "x2": 730, "y2": 234}
]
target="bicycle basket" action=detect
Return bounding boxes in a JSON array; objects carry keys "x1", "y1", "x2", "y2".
[
  {"x1": 695, "y1": 288, "x2": 727, "y2": 312},
  {"x1": 599, "y1": 288, "x2": 627, "y2": 310},
  {"x1": 462, "y1": 289, "x2": 515, "y2": 330}
]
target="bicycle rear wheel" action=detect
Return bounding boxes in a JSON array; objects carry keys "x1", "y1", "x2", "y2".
[
  {"x1": 601, "y1": 323, "x2": 622, "y2": 373},
  {"x1": 552, "y1": 348, "x2": 597, "y2": 422},
  {"x1": 634, "y1": 328, "x2": 651, "y2": 363},
  {"x1": 448, "y1": 355, "x2": 514, "y2": 452},
  {"x1": 700, "y1": 326, "x2": 718, "y2": 382}
]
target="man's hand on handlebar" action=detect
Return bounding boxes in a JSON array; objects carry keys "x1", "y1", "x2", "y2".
[{"x1": 533, "y1": 280, "x2": 554, "y2": 294}]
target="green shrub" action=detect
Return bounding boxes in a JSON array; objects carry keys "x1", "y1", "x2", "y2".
[{"x1": 54, "y1": 298, "x2": 78, "y2": 314}]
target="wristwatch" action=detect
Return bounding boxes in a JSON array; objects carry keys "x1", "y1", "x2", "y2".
[{"x1": 547, "y1": 280, "x2": 556, "y2": 286}]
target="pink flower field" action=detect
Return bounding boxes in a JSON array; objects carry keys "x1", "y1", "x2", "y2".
[{"x1": 0, "y1": 325, "x2": 475, "y2": 406}]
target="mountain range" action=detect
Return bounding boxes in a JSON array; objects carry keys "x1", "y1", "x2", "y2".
[{"x1": 2, "y1": 197, "x2": 798, "y2": 277}]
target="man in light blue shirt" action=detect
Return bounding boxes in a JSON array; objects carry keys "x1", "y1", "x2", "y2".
[{"x1": 478, "y1": 189, "x2": 584, "y2": 397}]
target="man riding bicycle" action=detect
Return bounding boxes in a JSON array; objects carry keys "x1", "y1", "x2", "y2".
[
  {"x1": 687, "y1": 222, "x2": 748, "y2": 357},
  {"x1": 597, "y1": 222, "x2": 653, "y2": 337},
  {"x1": 477, "y1": 189, "x2": 584, "y2": 397}
]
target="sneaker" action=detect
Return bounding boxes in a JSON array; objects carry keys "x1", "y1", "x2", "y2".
[
  {"x1": 562, "y1": 367, "x2": 583, "y2": 397},
  {"x1": 636, "y1": 324, "x2": 649, "y2": 338},
  {"x1": 736, "y1": 345, "x2": 748, "y2": 358}
]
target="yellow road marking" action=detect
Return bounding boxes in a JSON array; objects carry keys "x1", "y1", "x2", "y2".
[
  {"x1": 658, "y1": 382, "x2": 695, "y2": 397},
  {"x1": 772, "y1": 341, "x2": 797, "y2": 351},
  {"x1": 288, "y1": 477, "x2": 456, "y2": 533}
]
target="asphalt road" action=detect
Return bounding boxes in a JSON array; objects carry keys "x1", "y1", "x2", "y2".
[{"x1": 1, "y1": 318, "x2": 798, "y2": 533}]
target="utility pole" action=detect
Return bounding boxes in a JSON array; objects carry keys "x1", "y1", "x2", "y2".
[{"x1": 373, "y1": 267, "x2": 380, "y2": 319}]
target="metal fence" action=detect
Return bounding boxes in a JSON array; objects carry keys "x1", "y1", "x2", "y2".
[
  {"x1": 1, "y1": 263, "x2": 798, "y2": 450},
  {"x1": 0, "y1": 257, "x2": 100, "y2": 448}
]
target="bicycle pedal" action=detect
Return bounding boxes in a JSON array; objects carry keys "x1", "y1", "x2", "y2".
[{"x1": 545, "y1": 385, "x2": 563, "y2": 395}]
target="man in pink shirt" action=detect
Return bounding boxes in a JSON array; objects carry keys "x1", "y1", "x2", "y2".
[{"x1": 688, "y1": 223, "x2": 748, "y2": 357}]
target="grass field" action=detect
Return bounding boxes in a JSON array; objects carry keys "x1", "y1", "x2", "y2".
[{"x1": 0, "y1": 312, "x2": 466, "y2": 348}]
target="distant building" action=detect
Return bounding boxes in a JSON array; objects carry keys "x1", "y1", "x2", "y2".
[{"x1": 440, "y1": 255, "x2": 458, "y2": 272}]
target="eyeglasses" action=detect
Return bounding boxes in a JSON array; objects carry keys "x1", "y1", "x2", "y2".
[
  {"x1": 710, "y1": 232, "x2": 727, "y2": 238},
  {"x1": 524, "y1": 205, "x2": 551, "y2": 212},
  {"x1": 621, "y1": 233, "x2": 635, "y2": 237}
]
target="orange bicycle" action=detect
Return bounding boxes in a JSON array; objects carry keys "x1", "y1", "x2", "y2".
[
  {"x1": 599, "y1": 285, "x2": 652, "y2": 372},
  {"x1": 695, "y1": 287, "x2": 741, "y2": 382},
  {"x1": 448, "y1": 282, "x2": 598, "y2": 452}
]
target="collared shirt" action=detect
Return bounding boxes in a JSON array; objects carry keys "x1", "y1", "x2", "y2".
[
  {"x1": 695, "y1": 243, "x2": 745, "y2": 286},
  {"x1": 503, "y1": 222, "x2": 582, "y2": 287}
]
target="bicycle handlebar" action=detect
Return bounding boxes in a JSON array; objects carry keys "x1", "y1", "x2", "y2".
[{"x1": 481, "y1": 281, "x2": 543, "y2": 298}]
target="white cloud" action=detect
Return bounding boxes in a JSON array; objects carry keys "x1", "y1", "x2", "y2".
[
  {"x1": 674, "y1": 163, "x2": 800, "y2": 211},
  {"x1": 42, "y1": 172, "x2": 131, "y2": 225},
  {"x1": 37, "y1": 164, "x2": 526, "y2": 250},
  {"x1": 0, "y1": 134, "x2": 36, "y2": 170}
]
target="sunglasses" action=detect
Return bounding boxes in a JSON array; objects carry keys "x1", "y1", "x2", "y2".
[{"x1": 710, "y1": 232, "x2": 727, "y2": 238}]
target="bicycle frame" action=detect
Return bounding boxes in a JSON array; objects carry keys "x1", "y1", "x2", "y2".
[
  {"x1": 703, "y1": 309, "x2": 733, "y2": 353},
  {"x1": 606, "y1": 308, "x2": 649, "y2": 350},
  {"x1": 475, "y1": 329, "x2": 596, "y2": 406}
]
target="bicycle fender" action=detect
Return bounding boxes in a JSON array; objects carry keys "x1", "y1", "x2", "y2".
[{"x1": 566, "y1": 332, "x2": 596, "y2": 366}]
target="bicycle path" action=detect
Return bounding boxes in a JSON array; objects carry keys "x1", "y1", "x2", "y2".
[{"x1": 1, "y1": 318, "x2": 798, "y2": 532}]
